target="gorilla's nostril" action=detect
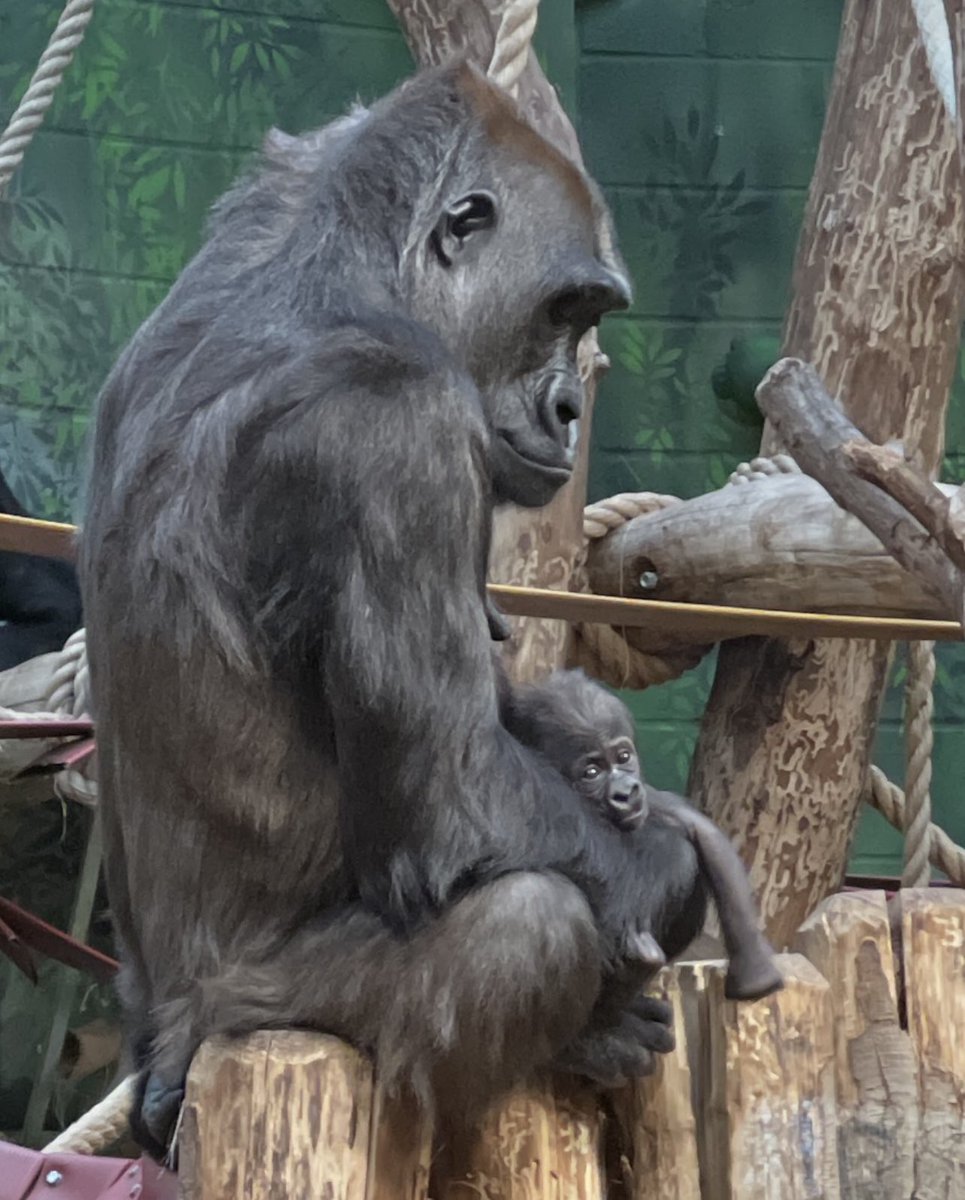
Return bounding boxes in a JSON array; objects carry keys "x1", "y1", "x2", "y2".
[{"x1": 555, "y1": 396, "x2": 580, "y2": 426}]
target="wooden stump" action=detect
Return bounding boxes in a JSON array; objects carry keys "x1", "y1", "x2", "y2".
[
  {"x1": 794, "y1": 891, "x2": 916, "y2": 1200},
  {"x1": 682, "y1": 954, "x2": 840, "y2": 1200},
  {"x1": 893, "y1": 888, "x2": 965, "y2": 1200},
  {"x1": 177, "y1": 1032, "x2": 431, "y2": 1200},
  {"x1": 433, "y1": 1078, "x2": 605, "y2": 1200},
  {"x1": 612, "y1": 971, "x2": 701, "y2": 1200}
]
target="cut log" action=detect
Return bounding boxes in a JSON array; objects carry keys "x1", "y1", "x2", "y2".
[
  {"x1": 612, "y1": 971, "x2": 701, "y2": 1200},
  {"x1": 893, "y1": 888, "x2": 965, "y2": 1200},
  {"x1": 585, "y1": 473, "x2": 961, "y2": 633},
  {"x1": 178, "y1": 1033, "x2": 375, "y2": 1200},
  {"x1": 432, "y1": 1077, "x2": 606, "y2": 1200},
  {"x1": 682, "y1": 954, "x2": 840, "y2": 1200},
  {"x1": 793, "y1": 892, "x2": 917, "y2": 1200},
  {"x1": 689, "y1": 0, "x2": 965, "y2": 950},
  {"x1": 177, "y1": 1032, "x2": 433, "y2": 1200}
]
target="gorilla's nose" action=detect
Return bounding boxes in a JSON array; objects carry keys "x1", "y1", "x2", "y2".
[
  {"x1": 610, "y1": 780, "x2": 647, "y2": 829},
  {"x1": 541, "y1": 375, "x2": 583, "y2": 450}
]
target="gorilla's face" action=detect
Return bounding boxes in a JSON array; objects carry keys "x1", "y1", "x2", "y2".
[{"x1": 416, "y1": 128, "x2": 630, "y2": 509}]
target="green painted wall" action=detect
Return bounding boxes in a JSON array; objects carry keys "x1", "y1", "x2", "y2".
[{"x1": 1, "y1": 0, "x2": 963, "y2": 897}]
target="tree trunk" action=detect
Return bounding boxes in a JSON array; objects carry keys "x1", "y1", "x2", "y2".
[
  {"x1": 385, "y1": 0, "x2": 603, "y2": 684},
  {"x1": 689, "y1": 0, "x2": 965, "y2": 949}
]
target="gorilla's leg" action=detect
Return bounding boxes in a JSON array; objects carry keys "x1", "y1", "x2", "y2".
[
  {"x1": 137, "y1": 871, "x2": 670, "y2": 1155},
  {"x1": 648, "y1": 790, "x2": 782, "y2": 1000}
]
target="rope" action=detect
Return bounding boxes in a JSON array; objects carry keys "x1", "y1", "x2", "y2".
[
  {"x1": 572, "y1": 491, "x2": 710, "y2": 689},
  {"x1": 0, "y1": 0, "x2": 97, "y2": 195},
  {"x1": 45, "y1": 627, "x2": 90, "y2": 718},
  {"x1": 43, "y1": 1075, "x2": 134, "y2": 1154},
  {"x1": 867, "y1": 765, "x2": 965, "y2": 885},
  {"x1": 487, "y1": 0, "x2": 539, "y2": 98},
  {"x1": 901, "y1": 640, "x2": 935, "y2": 886},
  {"x1": 0, "y1": 629, "x2": 96, "y2": 802}
]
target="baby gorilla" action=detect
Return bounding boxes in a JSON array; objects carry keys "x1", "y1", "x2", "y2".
[{"x1": 505, "y1": 669, "x2": 783, "y2": 1002}]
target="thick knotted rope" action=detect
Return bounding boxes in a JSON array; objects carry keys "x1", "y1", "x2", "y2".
[
  {"x1": 866, "y1": 764, "x2": 965, "y2": 885},
  {"x1": 0, "y1": 0, "x2": 97, "y2": 195},
  {"x1": 487, "y1": 0, "x2": 539, "y2": 98},
  {"x1": 901, "y1": 640, "x2": 936, "y2": 887},
  {"x1": 43, "y1": 1075, "x2": 134, "y2": 1155}
]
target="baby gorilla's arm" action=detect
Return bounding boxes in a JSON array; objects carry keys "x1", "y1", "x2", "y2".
[{"x1": 646, "y1": 789, "x2": 783, "y2": 1001}]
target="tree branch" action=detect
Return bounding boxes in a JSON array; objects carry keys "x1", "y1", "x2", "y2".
[{"x1": 756, "y1": 358, "x2": 965, "y2": 625}]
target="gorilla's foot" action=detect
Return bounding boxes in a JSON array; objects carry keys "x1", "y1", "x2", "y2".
[
  {"x1": 130, "y1": 1068, "x2": 185, "y2": 1166},
  {"x1": 724, "y1": 941, "x2": 784, "y2": 1001}
]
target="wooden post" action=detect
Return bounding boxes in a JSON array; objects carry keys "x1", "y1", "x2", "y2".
[
  {"x1": 893, "y1": 888, "x2": 965, "y2": 1199},
  {"x1": 794, "y1": 892, "x2": 917, "y2": 1200},
  {"x1": 432, "y1": 1077, "x2": 606, "y2": 1200},
  {"x1": 688, "y1": 0, "x2": 965, "y2": 948},
  {"x1": 612, "y1": 971, "x2": 701, "y2": 1200},
  {"x1": 682, "y1": 954, "x2": 840, "y2": 1200},
  {"x1": 177, "y1": 1032, "x2": 432, "y2": 1200}
]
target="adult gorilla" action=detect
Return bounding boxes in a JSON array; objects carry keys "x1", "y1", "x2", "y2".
[{"x1": 80, "y1": 62, "x2": 691, "y2": 1155}]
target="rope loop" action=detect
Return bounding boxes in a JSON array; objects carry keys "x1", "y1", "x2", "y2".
[{"x1": 0, "y1": 0, "x2": 97, "y2": 194}]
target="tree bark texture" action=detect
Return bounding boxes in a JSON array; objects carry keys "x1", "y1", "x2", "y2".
[
  {"x1": 385, "y1": 0, "x2": 603, "y2": 684},
  {"x1": 690, "y1": 0, "x2": 965, "y2": 949}
]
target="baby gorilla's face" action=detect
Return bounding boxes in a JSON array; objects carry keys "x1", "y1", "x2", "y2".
[{"x1": 569, "y1": 733, "x2": 647, "y2": 831}]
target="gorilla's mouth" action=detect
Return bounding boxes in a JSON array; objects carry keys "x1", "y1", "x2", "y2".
[
  {"x1": 614, "y1": 807, "x2": 648, "y2": 832},
  {"x1": 494, "y1": 430, "x2": 574, "y2": 483}
]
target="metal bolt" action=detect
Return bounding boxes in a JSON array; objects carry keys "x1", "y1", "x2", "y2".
[
  {"x1": 45, "y1": 1171, "x2": 63, "y2": 1187},
  {"x1": 638, "y1": 570, "x2": 659, "y2": 591}
]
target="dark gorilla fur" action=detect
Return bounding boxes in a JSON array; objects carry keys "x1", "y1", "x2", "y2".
[
  {"x1": 503, "y1": 669, "x2": 783, "y2": 1002},
  {"x1": 79, "y1": 64, "x2": 689, "y2": 1157}
]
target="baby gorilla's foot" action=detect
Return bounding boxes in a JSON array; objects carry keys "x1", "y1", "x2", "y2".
[
  {"x1": 724, "y1": 938, "x2": 784, "y2": 1001},
  {"x1": 130, "y1": 1068, "x2": 185, "y2": 1166}
]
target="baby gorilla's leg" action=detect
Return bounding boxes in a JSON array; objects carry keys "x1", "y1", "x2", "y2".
[{"x1": 647, "y1": 788, "x2": 782, "y2": 1000}]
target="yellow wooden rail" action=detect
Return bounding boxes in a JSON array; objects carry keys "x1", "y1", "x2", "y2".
[{"x1": 3, "y1": 513, "x2": 961, "y2": 643}]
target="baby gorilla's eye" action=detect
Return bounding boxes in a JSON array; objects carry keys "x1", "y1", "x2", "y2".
[
  {"x1": 615, "y1": 749, "x2": 632, "y2": 765},
  {"x1": 582, "y1": 763, "x2": 602, "y2": 781}
]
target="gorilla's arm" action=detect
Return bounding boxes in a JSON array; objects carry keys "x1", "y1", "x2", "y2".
[{"x1": 284, "y1": 333, "x2": 654, "y2": 953}]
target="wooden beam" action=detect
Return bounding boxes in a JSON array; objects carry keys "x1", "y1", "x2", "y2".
[
  {"x1": 2, "y1": 515, "x2": 959, "y2": 644},
  {"x1": 0, "y1": 512, "x2": 76, "y2": 560}
]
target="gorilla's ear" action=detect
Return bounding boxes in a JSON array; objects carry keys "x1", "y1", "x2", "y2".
[{"x1": 431, "y1": 191, "x2": 498, "y2": 266}]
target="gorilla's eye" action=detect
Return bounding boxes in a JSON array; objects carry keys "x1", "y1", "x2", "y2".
[
  {"x1": 582, "y1": 762, "x2": 602, "y2": 781},
  {"x1": 615, "y1": 748, "x2": 632, "y2": 765},
  {"x1": 431, "y1": 192, "x2": 498, "y2": 266},
  {"x1": 448, "y1": 192, "x2": 497, "y2": 240}
]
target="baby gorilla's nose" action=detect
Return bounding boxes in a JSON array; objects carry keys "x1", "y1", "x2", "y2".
[{"x1": 609, "y1": 778, "x2": 648, "y2": 831}]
